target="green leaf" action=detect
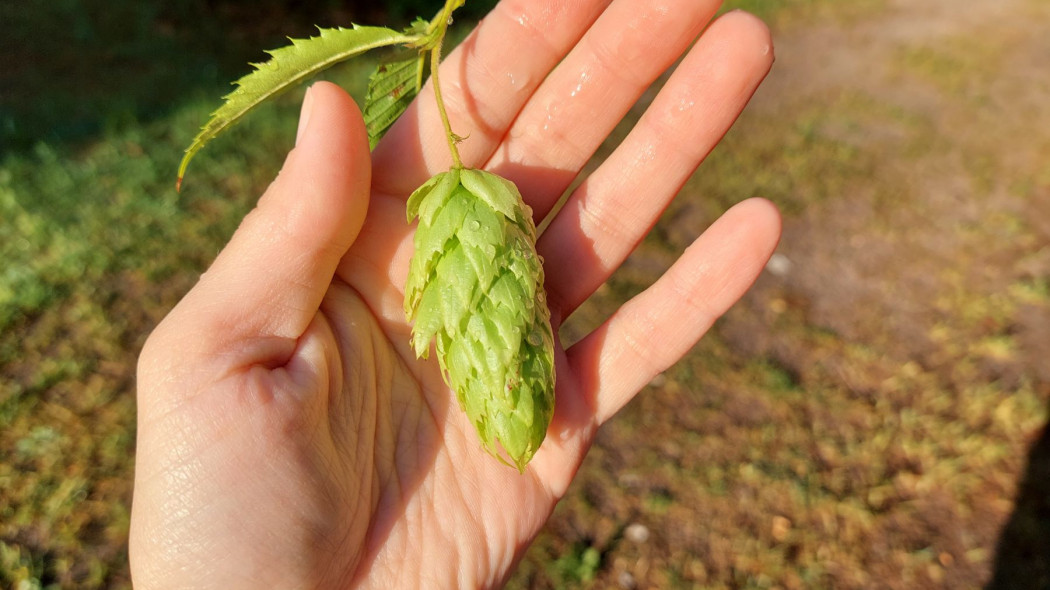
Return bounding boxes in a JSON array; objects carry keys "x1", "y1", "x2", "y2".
[
  {"x1": 363, "y1": 49, "x2": 427, "y2": 150},
  {"x1": 364, "y1": 18, "x2": 429, "y2": 150},
  {"x1": 177, "y1": 24, "x2": 414, "y2": 189}
]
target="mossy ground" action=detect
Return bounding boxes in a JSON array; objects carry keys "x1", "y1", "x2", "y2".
[{"x1": 3, "y1": 0, "x2": 1049, "y2": 588}]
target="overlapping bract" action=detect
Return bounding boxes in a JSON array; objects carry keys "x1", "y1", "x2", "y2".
[{"x1": 404, "y1": 169, "x2": 555, "y2": 471}]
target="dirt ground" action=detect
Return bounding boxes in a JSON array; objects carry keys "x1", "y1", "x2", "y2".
[
  {"x1": 510, "y1": 0, "x2": 1050, "y2": 587},
  {"x1": 2, "y1": 0, "x2": 1049, "y2": 587}
]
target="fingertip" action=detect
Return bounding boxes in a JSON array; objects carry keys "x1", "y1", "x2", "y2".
[
  {"x1": 268, "y1": 81, "x2": 372, "y2": 252},
  {"x1": 735, "y1": 196, "x2": 782, "y2": 247},
  {"x1": 718, "y1": 9, "x2": 775, "y2": 63},
  {"x1": 288, "y1": 80, "x2": 370, "y2": 188},
  {"x1": 706, "y1": 197, "x2": 783, "y2": 279},
  {"x1": 304, "y1": 80, "x2": 368, "y2": 137},
  {"x1": 699, "y1": 10, "x2": 774, "y2": 89}
]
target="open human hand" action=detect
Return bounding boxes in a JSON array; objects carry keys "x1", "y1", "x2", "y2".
[{"x1": 130, "y1": 1, "x2": 779, "y2": 587}]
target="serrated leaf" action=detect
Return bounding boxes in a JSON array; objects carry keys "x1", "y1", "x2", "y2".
[
  {"x1": 177, "y1": 24, "x2": 414, "y2": 189},
  {"x1": 364, "y1": 18, "x2": 429, "y2": 150},
  {"x1": 363, "y1": 49, "x2": 427, "y2": 150}
]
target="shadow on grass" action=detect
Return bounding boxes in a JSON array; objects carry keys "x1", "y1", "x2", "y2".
[
  {"x1": 0, "y1": 0, "x2": 355, "y2": 154},
  {"x1": 987, "y1": 398, "x2": 1050, "y2": 590},
  {"x1": 0, "y1": 0, "x2": 494, "y2": 156}
]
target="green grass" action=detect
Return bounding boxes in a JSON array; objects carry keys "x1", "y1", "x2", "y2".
[
  {"x1": 0, "y1": 35, "x2": 380, "y2": 589},
  {"x1": 721, "y1": 0, "x2": 885, "y2": 24},
  {"x1": 0, "y1": 1, "x2": 492, "y2": 583},
  {"x1": 4, "y1": 0, "x2": 1050, "y2": 588}
]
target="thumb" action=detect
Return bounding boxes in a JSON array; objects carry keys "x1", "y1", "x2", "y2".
[{"x1": 165, "y1": 81, "x2": 371, "y2": 366}]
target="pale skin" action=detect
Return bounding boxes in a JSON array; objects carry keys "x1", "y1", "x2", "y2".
[{"x1": 130, "y1": 0, "x2": 779, "y2": 588}]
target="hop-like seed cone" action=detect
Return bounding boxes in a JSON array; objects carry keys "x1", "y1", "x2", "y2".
[{"x1": 404, "y1": 168, "x2": 555, "y2": 471}]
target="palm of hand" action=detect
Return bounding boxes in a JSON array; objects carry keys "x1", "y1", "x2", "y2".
[
  {"x1": 130, "y1": 1, "x2": 778, "y2": 588},
  {"x1": 131, "y1": 195, "x2": 589, "y2": 589}
]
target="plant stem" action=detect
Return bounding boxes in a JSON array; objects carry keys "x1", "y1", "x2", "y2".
[
  {"x1": 431, "y1": 42, "x2": 463, "y2": 169},
  {"x1": 429, "y1": 0, "x2": 464, "y2": 169}
]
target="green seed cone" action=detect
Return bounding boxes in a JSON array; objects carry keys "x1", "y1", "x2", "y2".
[{"x1": 404, "y1": 168, "x2": 555, "y2": 471}]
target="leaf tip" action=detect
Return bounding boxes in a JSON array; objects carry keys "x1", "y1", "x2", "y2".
[{"x1": 176, "y1": 151, "x2": 194, "y2": 193}]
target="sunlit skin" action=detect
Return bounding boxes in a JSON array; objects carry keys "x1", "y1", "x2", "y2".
[{"x1": 129, "y1": 1, "x2": 779, "y2": 588}]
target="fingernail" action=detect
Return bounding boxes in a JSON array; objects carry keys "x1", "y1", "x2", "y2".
[{"x1": 296, "y1": 85, "x2": 315, "y2": 146}]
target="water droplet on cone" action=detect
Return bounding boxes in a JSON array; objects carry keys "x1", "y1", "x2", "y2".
[{"x1": 527, "y1": 329, "x2": 543, "y2": 346}]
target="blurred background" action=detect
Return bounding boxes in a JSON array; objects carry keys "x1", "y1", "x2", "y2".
[{"x1": 1, "y1": 0, "x2": 1048, "y2": 588}]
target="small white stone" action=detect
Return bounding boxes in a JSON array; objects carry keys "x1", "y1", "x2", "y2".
[
  {"x1": 618, "y1": 571, "x2": 637, "y2": 589},
  {"x1": 624, "y1": 523, "x2": 650, "y2": 544},
  {"x1": 766, "y1": 253, "x2": 793, "y2": 277}
]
